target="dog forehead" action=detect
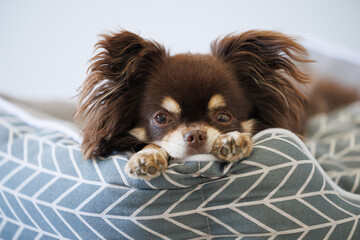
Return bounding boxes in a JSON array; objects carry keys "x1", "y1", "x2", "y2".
[{"x1": 153, "y1": 55, "x2": 233, "y2": 100}]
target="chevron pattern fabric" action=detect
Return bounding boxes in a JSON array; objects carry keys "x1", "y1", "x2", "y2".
[
  {"x1": 306, "y1": 102, "x2": 360, "y2": 194},
  {"x1": 1, "y1": 103, "x2": 360, "y2": 239}
]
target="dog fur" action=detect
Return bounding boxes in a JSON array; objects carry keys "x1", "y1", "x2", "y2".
[{"x1": 76, "y1": 30, "x2": 359, "y2": 180}]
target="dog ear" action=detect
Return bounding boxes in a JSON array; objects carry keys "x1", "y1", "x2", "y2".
[
  {"x1": 211, "y1": 30, "x2": 311, "y2": 133},
  {"x1": 76, "y1": 30, "x2": 166, "y2": 159}
]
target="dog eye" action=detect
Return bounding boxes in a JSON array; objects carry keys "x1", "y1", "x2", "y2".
[
  {"x1": 216, "y1": 113, "x2": 232, "y2": 123},
  {"x1": 154, "y1": 113, "x2": 172, "y2": 125}
]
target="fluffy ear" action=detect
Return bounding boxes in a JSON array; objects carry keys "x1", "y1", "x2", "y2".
[
  {"x1": 76, "y1": 30, "x2": 166, "y2": 159},
  {"x1": 211, "y1": 30, "x2": 311, "y2": 133}
]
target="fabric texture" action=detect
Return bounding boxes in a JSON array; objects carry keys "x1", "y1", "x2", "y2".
[
  {"x1": 306, "y1": 102, "x2": 360, "y2": 194},
  {"x1": 1, "y1": 101, "x2": 360, "y2": 239}
]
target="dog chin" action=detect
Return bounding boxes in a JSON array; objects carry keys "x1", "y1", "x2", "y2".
[
  {"x1": 154, "y1": 143, "x2": 206, "y2": 159},
  {"x1": 166, "y1": 148, "x2": 211, "y2": 160},
  {"x1": 154, "y1": 140, "x2": 213, "y2": 159},
  {"x1": 185, "y1": 147, "x2": 209, "y2": 157},
  {"x1": 174, "y1": 147, "x2": 211, "y2": 159}
]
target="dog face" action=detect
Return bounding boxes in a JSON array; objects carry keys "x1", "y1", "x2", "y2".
[
  {"x1": 76, "y1": 30, "x2": 310, "y2": 159},
  {"x1": 129, "y1": 54, "x2": 254, "y2": 158}
]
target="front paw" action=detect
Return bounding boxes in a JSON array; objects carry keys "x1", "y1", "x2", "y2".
[
  {"x1": 125, "y1": 147, "x2": 168, "y2": 180},
  {"x1": 212, "y1": 131, "x2": 252, "y2": 162}
]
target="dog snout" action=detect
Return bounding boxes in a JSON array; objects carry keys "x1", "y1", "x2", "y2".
[{"x1": 183, "y1": 130, "x2": 207, "y2": 148}]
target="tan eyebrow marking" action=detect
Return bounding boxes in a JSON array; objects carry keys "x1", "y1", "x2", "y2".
[
  {"x1": 241, "y1": 119, "x2": 256, "y2": 133},
  {"x1": 128, "y1": 127, "x2": 147, "y2": 141},
  {"x1": 161, "y1": 97, "x2": 181, "y2": 115},
  {"x1": 208, "y1": 94, "x2": 226, "y2": 110}
]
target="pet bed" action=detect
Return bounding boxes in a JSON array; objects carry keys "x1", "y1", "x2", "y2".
[{"x1": 0, "y1": 98, "x2": 360, "y2": 239}]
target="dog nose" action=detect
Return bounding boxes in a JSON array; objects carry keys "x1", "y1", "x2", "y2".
[{"x1": 184, "y1": 130, "x2": 207, "y2": 148}]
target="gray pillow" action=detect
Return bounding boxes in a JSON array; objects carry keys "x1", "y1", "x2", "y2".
[
  {"x1": 1, "y1": 102, "x2": 360, "y2": 239},
  {"x1": 306, "y1": 102, "x2": 360, "y2": 194}
]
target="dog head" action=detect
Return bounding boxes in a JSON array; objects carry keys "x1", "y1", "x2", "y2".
[{"x1": 76, "y1": 30, "x2": 310, "y2": 159}]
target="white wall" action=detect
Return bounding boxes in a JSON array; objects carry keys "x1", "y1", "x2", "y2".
[{"x1": 1, "y1": 0, "x2": 360, "y2": 101}]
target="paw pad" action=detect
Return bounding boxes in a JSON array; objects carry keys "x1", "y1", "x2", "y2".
[
  {"x1": 125, "y1": 149, "x2": 168, "y2": 180},
  {"x1": 212, "y1": 132, "x2": 252, "y2": 162}
]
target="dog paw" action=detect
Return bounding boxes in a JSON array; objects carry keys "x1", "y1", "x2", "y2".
[
  {"x1": 125, "y1": 147, "x2": 168, "y2": 180},
  {"x1": 212, "y1": 131, "x2": 252, "y2": 162}
]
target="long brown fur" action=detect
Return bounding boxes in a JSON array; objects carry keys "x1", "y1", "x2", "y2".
[
  {"x1": 211, "y1": 31, "x2": 312, "y2": 133},
  {"x1": 76, "y1": 30, "x2": 340, "y2": 159},
  {"x1": 76, "y1": 31, "x2": 167, "y2": 159},
  {"x1": 305, "y1": 80, "x2": 360, "y2": 117}
]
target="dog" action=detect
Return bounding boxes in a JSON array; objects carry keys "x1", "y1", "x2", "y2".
[{"x1": 76, "y1": 30, "x2": 359, "y2": 180}]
